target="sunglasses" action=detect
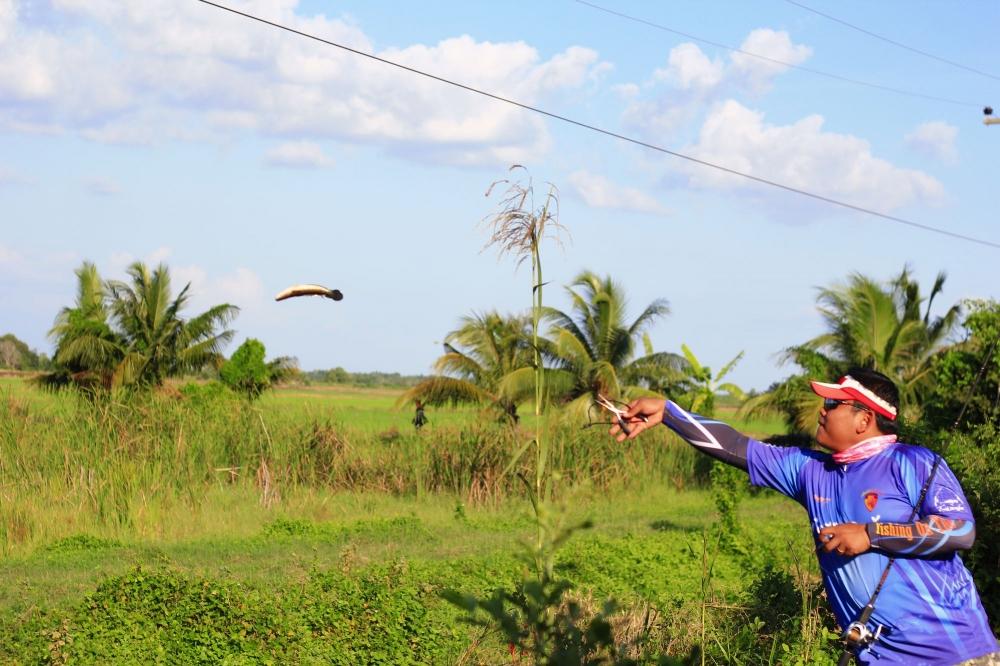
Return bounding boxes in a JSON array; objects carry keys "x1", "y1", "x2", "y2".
[{"x1": 823, "y1": 398, "x2": 871, "y2": 413}]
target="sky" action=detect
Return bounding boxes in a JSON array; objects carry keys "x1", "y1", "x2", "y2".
[{"x1": 1, "y1": 0, "x2": 998, "y2": 391}]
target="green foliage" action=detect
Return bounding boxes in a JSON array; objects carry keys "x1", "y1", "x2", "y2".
[
  {"x1": 709, "y1": 462, "x2": 747, "y2": 556},
  {"x1": 30, "y1": 564, "x2": 463, "y2": 664},
  {"x1": 220, "y1": 338, "x2": 270, "y2": 399},
  {"x1": 445, "y1": 577, "x2": 636, "y2": 665},
  {"x1": 678, "y1": 344, "x2": 746, "y2": 418},
  {"x1": 942, "y1": 423, "x2": 1000, "y2": 633},
  {"x1": 923, "y1": 299, "x2": 1000, "y2": 431},
  {"x1": 45, "y1": 534, "x2": 122, "y2": 555}
]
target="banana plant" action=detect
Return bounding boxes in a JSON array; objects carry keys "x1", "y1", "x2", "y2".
[{"x1": 680, "y1": 343, "x2": 746, "y2": 417}]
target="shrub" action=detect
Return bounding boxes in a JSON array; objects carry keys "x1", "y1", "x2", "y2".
[
  {"x1": 943, "y1": 423, "x2": 1000, "y2": 633},
  {"x1": 220, "y1": 339, "x2": 270, "y2": 400}
]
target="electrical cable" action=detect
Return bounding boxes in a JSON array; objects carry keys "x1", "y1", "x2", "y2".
[
  {"x1": 196, "y1": 0, "x2": 1000, "y2": 251},
  {"x1": 784, "y1": 0, "x2": 1000, "y2": 83},
  {"x1": 573, "y1": 0, "x2": 979, "y2": 108}
]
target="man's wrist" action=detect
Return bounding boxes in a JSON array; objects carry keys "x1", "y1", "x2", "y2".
[{"x1": 865, "y1": 522, "x2": 879, "y2": 549}]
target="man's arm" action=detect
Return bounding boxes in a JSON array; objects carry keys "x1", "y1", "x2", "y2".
[
  {"x1": 660, "y1": 400, "x2": 750, "y2": 471},
  {"x1": 866, "y1": 516, "x2": 975, "y2": 557},
  {"x1": 613, "y1": 398, "x2": 749, "y2": 471},
  {"x1": 818, "y1": 516, "x2": 975, "y2": 558}
]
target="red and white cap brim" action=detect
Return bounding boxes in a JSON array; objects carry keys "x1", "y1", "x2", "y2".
[{"x1": 809, "y1": 375, "x2": 897, "y2": 420}]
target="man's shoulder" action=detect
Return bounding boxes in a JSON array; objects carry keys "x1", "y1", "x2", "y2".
[
  {"x1": 750, "y1": 438, "x2": 830, "y2": 464},
  {"x1": 887, "y1": 441, "x2": 939, "y2": 466}
]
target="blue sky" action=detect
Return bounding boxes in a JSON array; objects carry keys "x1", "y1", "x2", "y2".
[{"x1": 2, "y1": 0, "x2": 998, "y2": 390}]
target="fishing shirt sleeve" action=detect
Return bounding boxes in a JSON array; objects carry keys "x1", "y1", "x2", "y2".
[
  {"x1": 659, "y1": 401, "x2": 812, "y2": 502},
  {"x1": 660, "y1": 400, "x2": 751, "y2": 471},
  {"x1": 866, "y1": 454, "x2": 977, "y2": 557}
]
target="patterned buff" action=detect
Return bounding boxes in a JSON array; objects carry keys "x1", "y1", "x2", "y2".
[{"x1": 832, "y1": 434, "x2": 898, "y2": 464}]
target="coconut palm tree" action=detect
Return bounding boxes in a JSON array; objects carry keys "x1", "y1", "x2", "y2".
[
  {"x1": 41, "y1": 262, "x2": 124, "y2": 390},
  {"x1": 541, "y1": 270, "x2": 684, "y2": 412},
  {"x1": 810, "y1": 268, "x2": 959, "y2": 402},
  {"x1": 106, "y1": 262, "x2": 239, "y2": 387},
  {"x1": 41, "y1": 261, "x2": 239, "y2": 390},
  {"x1": 399, "y1": 311, "x2": 535, "y2": 423},
  {"x1": 742, "y1": 267, "x2": 960, "y2": 430}
]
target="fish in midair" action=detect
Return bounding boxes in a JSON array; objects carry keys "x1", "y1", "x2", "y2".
[{"x1": 274, "y1": 284, "x2": 343, "y2": 302}]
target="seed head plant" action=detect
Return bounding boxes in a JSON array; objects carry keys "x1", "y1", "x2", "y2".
[{"x1": 444, "y1": 167, "x2": 638, "y2": 664}]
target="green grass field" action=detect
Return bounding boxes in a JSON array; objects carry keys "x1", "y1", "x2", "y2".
[{"x1": 0, "y1": 378, "x2": 839, "y2": 664}]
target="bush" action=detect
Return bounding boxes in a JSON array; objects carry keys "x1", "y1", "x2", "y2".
[
  {"x1": 220, "y1": 338, "x2": 270, "y2": 399},
  {"x1": 942, "y1": 423, "x2": 1000, "y2": 633}
]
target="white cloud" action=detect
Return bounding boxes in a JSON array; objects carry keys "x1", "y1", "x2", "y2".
[
  {"x1": 730, "y1": 29, "x2": 812, "y2": 94},
  {"x1": 1, "y1": 2, "x2": 608, "y2": 166},
  {"x1": 905, "y1": 121, "x2": 958, "y2": 165},
  {"x1": 84, "y1": 176, "x2": 121, "y2": 196},
  {"x1": 265, "y1": 141, "x2": 334, "y2": 169},
  {"x1": 679, "y1": 100, "x2": 943, "y2": 212},
  {"x1": 653, "y1": 43, "x2": 724, "y2": 90},
  {"x1": 623, "y1": 29, "x2": 811, "y2": 140},
  {"x1": 568, "y1": 170, "x2": 668, "y2": 214}
]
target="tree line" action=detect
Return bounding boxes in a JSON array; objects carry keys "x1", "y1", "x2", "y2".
[{"x1": 401, "y1": 265, "x2": 999, "y2": 436}]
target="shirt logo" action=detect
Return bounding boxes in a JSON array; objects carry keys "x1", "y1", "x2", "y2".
[
  {"x1": 813, "y1": 494, "x2": 832, "y2": 503},
  {"x1": 932, "y1": 487, "x2": 967, "y2": 514},
  {"x1": 863, "y1": 490, "x2": 879, "y2": 512}
]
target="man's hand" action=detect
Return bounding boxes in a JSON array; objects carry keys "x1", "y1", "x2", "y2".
[
  {"x1": 609, "y1": 398, "x2": 666, "y2": 442},
  {"x1": 818, "y1": 523, "x2": 871, "y2": 557}
]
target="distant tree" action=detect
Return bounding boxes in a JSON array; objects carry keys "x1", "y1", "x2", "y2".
[
  {"x1": 41, "y1": 262, "x2": 124, "y2": 390},
  {"x1": 106, "y1": 262, "x2": 239, "y2": 387},
  {"x1": 540, "y1": 270, "x2": 684, "y2": 412},
  {"x1": 0, "y1": 334, "x2": 43, "y2": 370},
  {"x1": 220, "y1": 338, "x2": 268, "y2": 398},
  {"x1": 325, "y1": 367, "x2": 351, "y2": 384},
  {"x1": 400, "y1": 311, "x2": 533, "y2": 423},
  {"x1": 40, "y1": 261, "x2": 239, "y2": 391}
]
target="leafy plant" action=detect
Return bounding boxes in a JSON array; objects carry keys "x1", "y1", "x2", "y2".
[{"x1": 678, "y1": 343, "x2": 745, "y2": 418}]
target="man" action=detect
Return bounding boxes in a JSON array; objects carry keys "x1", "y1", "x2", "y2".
[{"x1": 611, "y1": 367, "x2": 998, "y2": 665}]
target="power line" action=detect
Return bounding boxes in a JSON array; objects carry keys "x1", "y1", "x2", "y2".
[
  {"x1": 784, "y1": 0, "x2": 1000, "y2": 83},
  {"x1": 573, "y1": 0, "x2": 979, "y2": 108},
  {"x1": 196, "y1": 0, "x2": 1000, "y2": 251}
]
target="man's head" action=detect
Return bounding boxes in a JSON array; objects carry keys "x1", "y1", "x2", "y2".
[{"x1": 810, "y1": 367, "x2": 899, "y2": 452}]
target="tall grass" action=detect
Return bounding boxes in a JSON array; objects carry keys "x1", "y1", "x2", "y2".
[{"x1": 0, "y1": 382, "x2": 701, "y2": 555}]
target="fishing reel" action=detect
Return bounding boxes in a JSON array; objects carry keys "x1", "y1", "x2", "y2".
[{"x1": 844, "y1": 621, "x2": 882, "y2": 650}]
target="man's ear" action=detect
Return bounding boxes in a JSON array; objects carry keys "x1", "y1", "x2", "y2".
[{"x1": 856, "y1": 411, "x2": 873, "y2": 435}]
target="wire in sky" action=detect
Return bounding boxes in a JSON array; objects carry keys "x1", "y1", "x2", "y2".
[
  {"x1": 784, "y1": 0, "x2": 1000, "y2": 83},
  {"x1": 573, "y1": 0, "x2": 979, "y2": 108},
  {"x1": 196, "y1": 0, "x2": 1000, "y2": 250}
]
